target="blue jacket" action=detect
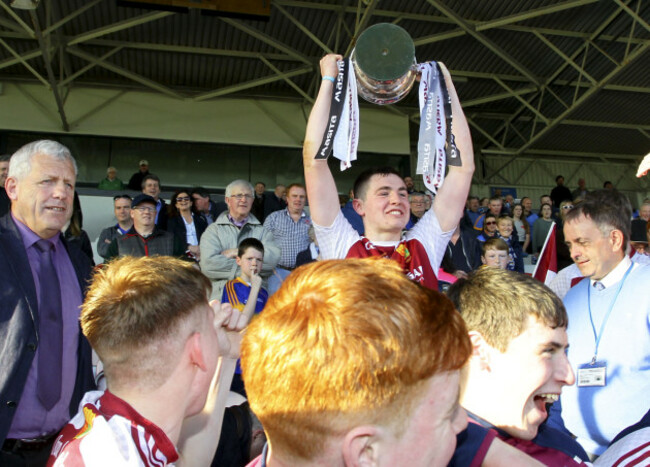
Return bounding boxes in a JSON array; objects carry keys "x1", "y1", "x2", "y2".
[{"x1": 0, "y1": 214, "x2": 96, "y2": 444}]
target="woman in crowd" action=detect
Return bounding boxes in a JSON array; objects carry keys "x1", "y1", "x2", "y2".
[
  {"x1": 532, "y1": 203, "x2": 555, "y2": 255},
  {"x1": 168, "y1": 190, "x2": 208, "y2": 261},
  {"x1": 511, "y1": 203, "x2": 530, "y2": 252}
]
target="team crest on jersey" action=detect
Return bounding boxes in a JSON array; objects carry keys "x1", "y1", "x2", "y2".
[
  {"x1": 74, "y1": 406, "x2": 97, "y2": 439},
  {"x1": 395, "y1": 243, "x2": 411, "y2": 263}
]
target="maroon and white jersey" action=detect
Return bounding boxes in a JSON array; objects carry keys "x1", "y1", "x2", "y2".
[
  {"x1": 48, "y1": 391, "x2": 177, "y2": 467},
  {"x1": 313, "y1": 209, "x2": 452, "y2": 290}
]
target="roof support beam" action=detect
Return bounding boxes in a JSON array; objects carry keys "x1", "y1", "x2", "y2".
[
  {"x1": 480, "y1": 0, "x2": 634, "y2": 171},
  {"x1": 29, "y1": 10, "x2": 69, "y2": 131},
  {"x1": 494, "y1": 77, "x2": 549, "y2": 124},
  {"x1": 0, "y1": 0, "x2": 34, "y2": 37},
  {"x1": 426, "y1": 0, "x2": 541, "y2": 85},
  {"x1": 533, "y1": 31, "x2": 597, "y2": 85},
  {"x1": 515, "y1": 41, "x2": 649, "y2": 154},
  {"x1": 482, "y1": 148, "x2": 642, "y2": 160},
  {"x1": 259, "y1": 56, "x2": 314, "y2": 103},
  {"x1": 220, "y1": 17, "x2": 311, "y2": 65},
  {"x1": 68, "y1": 11, "x2": 174, "y2": 46},
  {"x1": 468, "y1": 118, "x2": 504, "y2": 149},
  {"x1": 613, "y1": 0, "x2": 650, "y2": 34},
  {"x1": 0, "y1": 38, "x2": 48, "y2": 86},
  {"x1": 0, "y1": 46, "x2": 43, "y2": 71},
  {"x1": 344, "y1": 0, "x2": 378, "y2": 56},
  {"x1": 60, "y1": 46, "x2": 123, "y2": 87},
  {"x1": 475, "y1": 0, "x2": 599, "y2": 30},
  {"x1": 462, "y1": 86, "x2": 538, "y2": 107},
  {"x1": 67, "y1": 46, "x2": 185, "y2": 99},
  {"x1": 43, "y1": 0, "x2": 103, "y2": 37},
  {"x1": 194, "y1": 65, "x2": 312, "y2": 101},
  {"x1": 274, "y1": 3, "x2": 333, "y2": 54}
]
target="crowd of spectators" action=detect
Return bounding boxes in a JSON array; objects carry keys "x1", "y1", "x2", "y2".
[{"x1": 1, "y1": 56, "x2": 649, "y2": 466}]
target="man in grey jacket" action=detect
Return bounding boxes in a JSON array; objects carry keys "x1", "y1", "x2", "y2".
[{"x1": 200, "y1": 180, "x2": 280, "y2": 300}]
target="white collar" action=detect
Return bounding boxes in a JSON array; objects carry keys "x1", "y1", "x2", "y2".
[{"x1": 589, "y1": 255, "x2": 632, "y2": 289}]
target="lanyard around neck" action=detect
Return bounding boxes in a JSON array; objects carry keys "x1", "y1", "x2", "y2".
[{"x1": 586, "y1": 262, "x2": 634, "y2": 364}]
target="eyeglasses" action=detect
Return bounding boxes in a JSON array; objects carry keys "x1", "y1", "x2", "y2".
[
  {"x1": 230, "y1": 194, "x2": 253, "y2": 201},
  {"x1": 485, "y1": 221, "x2": 497, "y2": 226},
  {"x1": 134, "y1": 206, "x2": 156, "y2": 213},
  {"x1": 410, "y1": 200, "x2": 425, "y2": 205},
  {"x1": 176, "y1": 196, "x2": 191, "y2": 202},
  {"x1": 562, "y1": 205, "x2": 574, "y2": 210}
]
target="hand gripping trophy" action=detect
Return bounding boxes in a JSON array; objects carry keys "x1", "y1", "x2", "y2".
[{"x1": 313, "y1": 22, "x2": 465, "y2": 194}]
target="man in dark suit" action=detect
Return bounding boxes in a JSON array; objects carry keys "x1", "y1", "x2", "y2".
[
  {"x1": 0, "y1": 140, "x2": 95, "y2": 465},
  {"x1": 191, "y1": 187, "x2": 227, "y2": 225},
  {"x1": 0, "y1": 154, "x2": 10, "y2": 217},
  {"x1": 263, "y1": 184, "x2": 287, "y2": 220}
]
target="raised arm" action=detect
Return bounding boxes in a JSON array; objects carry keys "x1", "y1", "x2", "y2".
[
  {"x1": 433, "y1": 62, "x2": 475, "y2": 232},
  {"x1": 176, "y1": 301, "x2": 251, "y2": 467},
  {"x1": 303, "y1": 53, "x2": 344, "y2": 227}
]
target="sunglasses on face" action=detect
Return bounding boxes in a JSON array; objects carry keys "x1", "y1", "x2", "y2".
[
  {"x1": 176, "y1": 196, "x2": 191, "y2": 202},
  {"x1": 485, "y1": 221, "x2": 497, "y2": 226}
]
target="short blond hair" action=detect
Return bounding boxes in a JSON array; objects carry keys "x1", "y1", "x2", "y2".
[
  {"x1": 241, "y1": 258, "x2": 471, "y2": 460},
  {"x1": 81, "y1": 256, "x2": 211, "y2": 390},
  {"x1": 448, "y1": 267, "x2": 567, "y2": 352},
  {"x1": 482, "y1": 237, "x2": 508, "y2": 255}
]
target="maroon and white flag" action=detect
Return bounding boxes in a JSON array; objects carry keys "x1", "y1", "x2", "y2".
[{"x1": 533, "y1": 223, "x2": 557, "y2": 285}]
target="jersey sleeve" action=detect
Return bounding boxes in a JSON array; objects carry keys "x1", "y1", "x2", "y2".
[
  {"x1": 448, "y1": 423, "x2": 498, "y2": 467},
  {"x1": 313, "y1": 210, "x2": 361, "y2": 260},
  {"x1": 406, "y1": 207, "x2": 454, "y2": 272}
]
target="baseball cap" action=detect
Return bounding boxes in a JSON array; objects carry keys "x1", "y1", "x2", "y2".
[{"x1": 131, "y1": 194, "x2": 156, "y2": 208}]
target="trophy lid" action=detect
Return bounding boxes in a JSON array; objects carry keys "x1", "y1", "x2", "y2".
[{"x1": 353, "y1": 23, "x2": 415, "y2": 81}]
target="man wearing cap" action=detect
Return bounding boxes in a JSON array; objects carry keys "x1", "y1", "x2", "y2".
[
  {"x1": 127, "y1": 159, "x2": 150, "y2": 191},
  {"x1": 105, "y1": 194, "x2": 185, "y2": 260}
]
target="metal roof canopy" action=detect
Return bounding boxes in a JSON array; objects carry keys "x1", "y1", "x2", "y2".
[{"x1": 0, "y1": 0, "x2": 648, "y2": 188}]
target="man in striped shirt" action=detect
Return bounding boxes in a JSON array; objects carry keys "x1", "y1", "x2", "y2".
[{"x1": 263, "y1": 183, "x2": 311, "y2": 294}]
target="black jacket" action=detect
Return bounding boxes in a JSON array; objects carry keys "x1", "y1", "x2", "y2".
[
  {"x1": 168, "y1": 213, "x2": 208, "y2": 247},
  {"x1": 0, "y1": 214, "x2": 95, "y2": 444}
]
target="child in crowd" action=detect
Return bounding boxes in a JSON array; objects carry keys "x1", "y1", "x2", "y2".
[
  {"x1": 496, "y1": 215, "x2": 524, "y2": 272},
  {"x1": 222, "y1": 238, "x2": 268, "y2": 395},
  {"x1": 481, "y1": 238, "x2": 510, "y2": 270}
]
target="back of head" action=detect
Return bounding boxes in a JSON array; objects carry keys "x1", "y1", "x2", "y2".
[
  {"x1": 565, "y1": 189, "x2": 632, "y2": 249},
  {"x1": 81, "y1": 256, "x2": 211, "y2": 390},
  {"x1": 448, "y1": 267, "x2": 567, "y2": 352},
  {"x1": 353, "y1": 166, "x2": 401, "y2": 201},
  {"x1": 242, "y1": 258, "x2": 471, "y2": 461}
]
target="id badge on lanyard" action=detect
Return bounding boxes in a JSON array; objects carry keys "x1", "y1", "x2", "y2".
[
  {"x1": 577, "y1": 263, "x2": 634, "y2": 388},
  {"x1": 577, "y1": 361, "x2": 606, "y2": 387}
]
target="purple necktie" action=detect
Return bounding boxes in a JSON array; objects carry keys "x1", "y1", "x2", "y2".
[{"x1": 35, "y1": 239, "x2": 62, "y2": 410}]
